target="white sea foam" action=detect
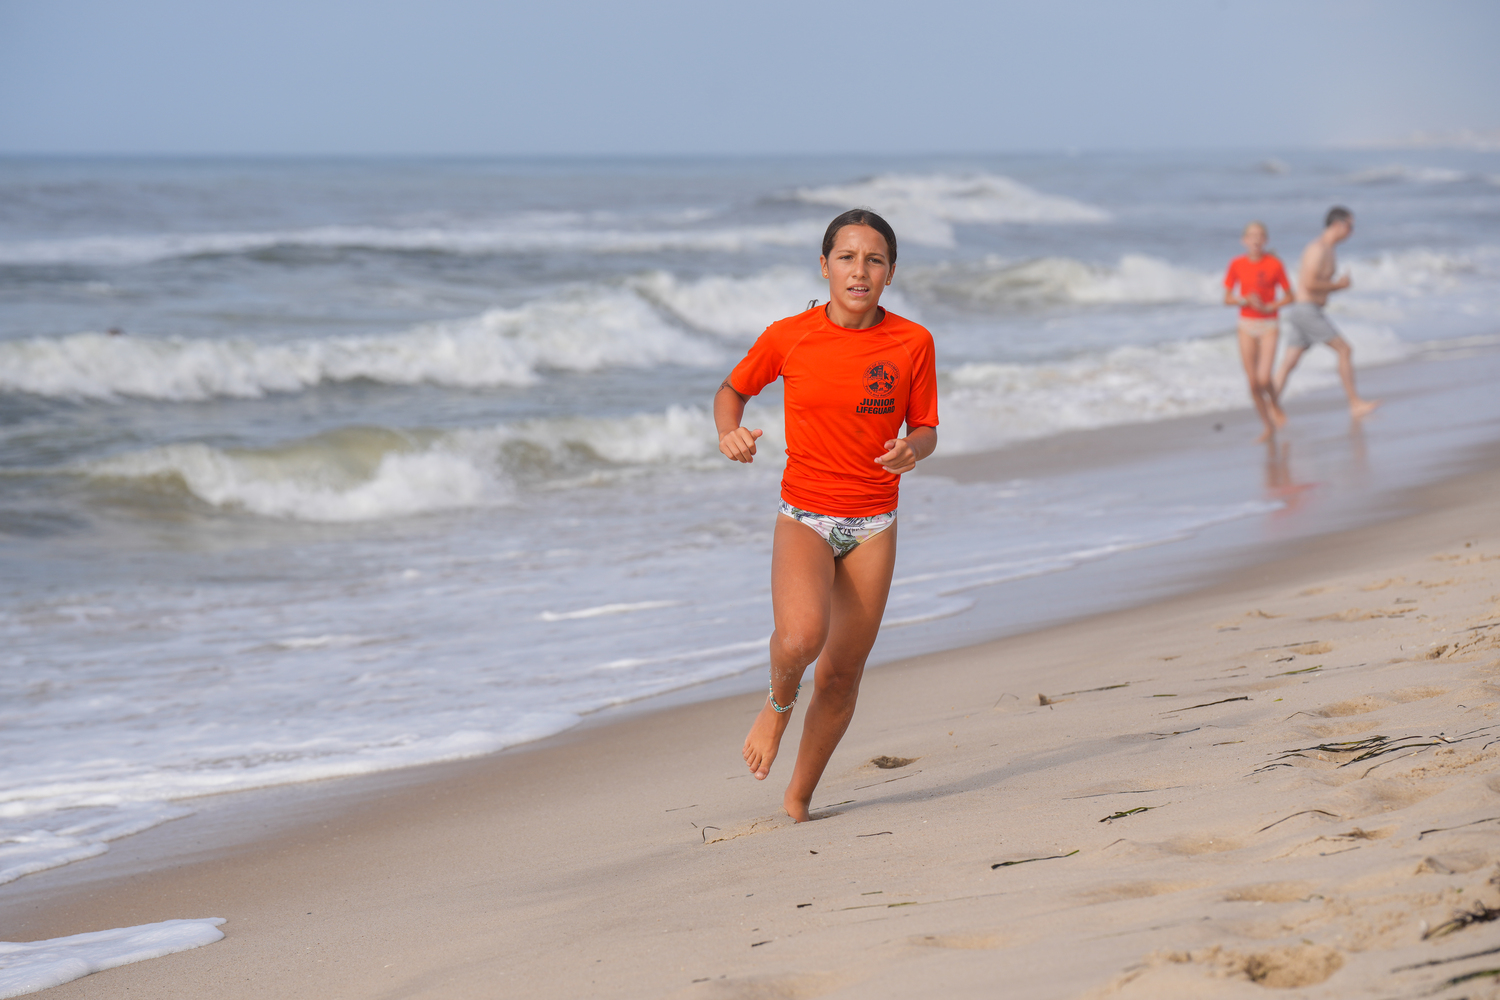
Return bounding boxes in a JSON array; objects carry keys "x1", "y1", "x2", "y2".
[
  {"x1": 905, "y1": 254, "x2": 1219, "y2": 309},
  {"x1": 1345, "y1": 247, "x2": 1491, "y2": 295},
  {"x1": 632, "y1": 268, "x2": 915, "y2": 338},
  {"x1": 793, "y1": 172, "x2": 1109, "y2": 247},
  {"x1": 938, "y1": 324, "x2": 1411, "y2": 453},
  {"x1": 0, "y1": 286, "x2": 722, "y2": 401},
  {"x1": 0, "y1": 217, "x2": 825, "y2": 267},
  {"x1": 0, "y1": 266, "x2": 916, "y2": 404},
  {"x1": 0, "y1": 834, "x2": 106, "y2": 886},
  {"x1": 0, "y1": 919, "x2": 225, "y2": 998},
  {"x1": 540, "y1": 600, "x2": 680, "y2": 622},
  {"x1": 0, "y1": 726, "x2": 571, "y2": 885},
  {"x1": 1348, "y1": 164, "x2": 1469, "y2": 184},
  {"x1": 0, "y1": 804, "x2": 193, "y2": 886}
]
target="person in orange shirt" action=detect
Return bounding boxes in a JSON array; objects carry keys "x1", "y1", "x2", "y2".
[
  {"x1": 1223, "y1": 221, "x2": 1293, "y2": 441},
  {"x1": 715, "y1": 209, "x2": 939, "y2": 823}
]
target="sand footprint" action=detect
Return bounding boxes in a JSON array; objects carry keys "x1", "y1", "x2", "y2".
[
  {"x1": 1090, "y1": 943, "x2": 1343, "y2": 995},
  {"x1": 702, "y1": 813, "x2": 793, "y2": 843},
  {"x1": 1078, "y1": 880, "x2": 1209, "y2": 904},
  {"x1": 703, "y1": 806, "x2": 850, "y2": 843},
  {"x1": 908, "y1": 932, "x2": 1006, "y2": 950}
]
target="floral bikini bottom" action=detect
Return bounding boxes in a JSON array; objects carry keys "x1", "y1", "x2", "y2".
[{"x1": 777, "y1": 501, "x2": 897, "y2": 558}]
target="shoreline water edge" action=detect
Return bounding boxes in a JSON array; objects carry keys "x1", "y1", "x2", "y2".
[
  {"x1": 4, "y1": 424, "x2": 1499, "y2": 998},
  {"x1": 3, "y1": 150, "x2": 1499, "y2": 994}
]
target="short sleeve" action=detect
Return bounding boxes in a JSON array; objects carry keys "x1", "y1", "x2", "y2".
[
  {"x1": 1223, "y1": 260, "x2": 1239, "y2": 290},
  {"x1": 1273, "y1": 258, "x2": 1291, "y2": 293},
  {"x1": 905, "y1": 332, "x2": 939, "y2": 430},
  {"x1": 728, "y1": 327, "x2": 786, "y2": 397}
]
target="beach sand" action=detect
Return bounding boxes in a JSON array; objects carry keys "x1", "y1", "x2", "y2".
[{"x1": 5, "y1": 456, "x2": 1500, "y2": 999}]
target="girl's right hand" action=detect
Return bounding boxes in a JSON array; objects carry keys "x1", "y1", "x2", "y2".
[{"x1": 719, "y1": 427, "x2": 764, "y2": 463}]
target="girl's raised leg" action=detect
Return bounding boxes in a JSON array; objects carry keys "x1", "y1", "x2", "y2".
[{"x1": 743, "y1": 515, "x2": 834, "y2": 780}]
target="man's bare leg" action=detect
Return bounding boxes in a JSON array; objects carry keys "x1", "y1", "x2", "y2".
[
  {"x1": 1273, "y1": 344, "x2": 1305, "y2": 401},
  {"x1": 782, "y1": 523, "x2": 897, "y2": 822},
  {"x1": 1330, "y1": 336, "x2": 1380, "y2": 418},
  {"x1": 743, "y1": 516, "x2": 834, "y2": 781}
]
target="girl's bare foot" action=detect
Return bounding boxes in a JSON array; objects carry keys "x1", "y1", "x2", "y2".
[
  {"x1": 742, "y1": 700, "x2": 793, "y2": 780},
  {"x1": 783, "y1": 788, "x2": 811, "y2": 823},
  {"x1": 1350, "y1": 398, "x2": 1380, "y2": 419}
]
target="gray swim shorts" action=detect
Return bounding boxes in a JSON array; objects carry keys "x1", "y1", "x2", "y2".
[{"x1": 1281, "y1": 303, "x2": 1342, "y2": 350}]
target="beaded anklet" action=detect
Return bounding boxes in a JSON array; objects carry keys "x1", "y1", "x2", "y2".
[{"x1": 768, "y1": 680, "x2": 801, "y2": 714}]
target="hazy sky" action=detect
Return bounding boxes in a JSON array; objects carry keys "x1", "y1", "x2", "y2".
[{"x1": 2, "y1": 0, "x2": 1496, "y2": 156}]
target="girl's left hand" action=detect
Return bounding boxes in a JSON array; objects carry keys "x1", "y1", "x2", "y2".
[{"x1": 875, "y1": 438, "x2": 917, "y2": 475}]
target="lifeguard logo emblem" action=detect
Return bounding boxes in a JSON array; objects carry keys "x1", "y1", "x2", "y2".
[
  {"x1": 863, "y1": 360, "x2": 900, "y2": 398},
  {"x1": 856, "y1": 360, "x2": 899, "y2": 415}
]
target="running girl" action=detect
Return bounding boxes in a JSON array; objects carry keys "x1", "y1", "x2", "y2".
[
  {"x1": 715, "y1": 209, "x2": 938, "y2": 823},
  {"x1": 1223, "y1": 221, "x2": 1292, "y2": 441}
]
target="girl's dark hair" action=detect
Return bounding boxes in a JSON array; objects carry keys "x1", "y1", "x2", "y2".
[{"x1": 822, "y1": 209, "x2": 897, "y2": 265}]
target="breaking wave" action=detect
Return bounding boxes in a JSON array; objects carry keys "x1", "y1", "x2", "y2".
[
  {"x1": 1345, "y1": 246, "x2": 1496, "y2": 295},
  {"x1": 0, "y1": 265, "x2": 936, "y2": 401},
  {"x1": 85, "y1": 428, "x2": 502, "y2": 522},
  {"x1": 632, "y1": 267, "x2": 915, "y2": 339},
  {"x1": 78, "y1": 405, "x2": 782, "y2": 522},
  {"x1": 0, "y1": 285, "x2": 725, "y2": 401},
  {"x1": 0, "y1": 215, "x2": 825, "y2": 267},
  {"x1": 903, "y1": 254, "x2": 1219, "y2": 309},
  {"x1": 71, "y1": 320, "x2": 1420, "y2": 521},
  {"x1": 792, "y1": 172, "x2": 1109, "y2": 247}
]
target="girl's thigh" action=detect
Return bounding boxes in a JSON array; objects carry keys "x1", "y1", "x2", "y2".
[
  {"x1": 1255, "y1": 329, "x2": 1280, "y2": 380},
  {"x1": 771, "y1": 514, "x2": 837, "y2": 640},
  {"x1": 824, "y1": 521, "x2": 899, "y2": 664},
  {"x1": 1236, "y1": 328, "x2": 1261, "y2": 375}
]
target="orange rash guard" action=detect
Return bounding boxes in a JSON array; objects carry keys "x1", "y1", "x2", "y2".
[
  {"x1": 1224, "y1": 254, "x2": 1291, "y2": 319},
  {"x1": 729, "y1": 305, "x2": 939, "y2": 517}
]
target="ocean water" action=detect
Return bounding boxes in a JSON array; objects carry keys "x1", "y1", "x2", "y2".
[{"x1": 3, "y1": 151, "x2": 1499, "y2": 885}]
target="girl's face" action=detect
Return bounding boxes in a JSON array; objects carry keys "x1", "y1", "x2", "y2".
[
  {"x1": 821, "y1": 225, "x2": 893, "y2": 318},
  {"x1": 1242, "y1": 225, "x2": 1268, "y2": 256}
]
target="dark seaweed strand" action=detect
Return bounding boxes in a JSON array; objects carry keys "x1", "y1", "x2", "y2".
[
  {"x1": 1099, "y1": 806, "x2": 1152, "y2": 822},
  {"x1": 1424, "y1": 902, "x2": 1500, "y2": 940},
  {"x1": 1418, "y1": 816, "x2": 1500, "y2": 840},
  {"x1": 1391, "y1": 943, "x2": 1500, "y2": 972},
  {"x1": 1436, "y1": 966, "x2": 1500, "y2": 989},
  {"x1": 991, "y1": 849, "x2": 1080, "y2": 869},
  {"x1": 1256, "y1": 808, "x2": 1340, "y2": 834}
]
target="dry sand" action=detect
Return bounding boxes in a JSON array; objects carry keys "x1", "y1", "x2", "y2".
[{"x1": 6, "y1": 464, "x2": 1500, "y2": 999}]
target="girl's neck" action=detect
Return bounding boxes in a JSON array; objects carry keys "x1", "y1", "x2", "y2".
[{"x1": 825, "y1": 303, "x2": 884, "y2": 329}]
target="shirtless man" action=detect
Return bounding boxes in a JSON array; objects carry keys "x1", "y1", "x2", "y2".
[{"x1": 1273, "y1": 206, "x2": 1380, "y2": 418}]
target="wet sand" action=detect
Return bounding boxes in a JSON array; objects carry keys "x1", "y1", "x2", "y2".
[{"x1": 5, "y1": 444, "x2": 1498, "y2": 998}]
